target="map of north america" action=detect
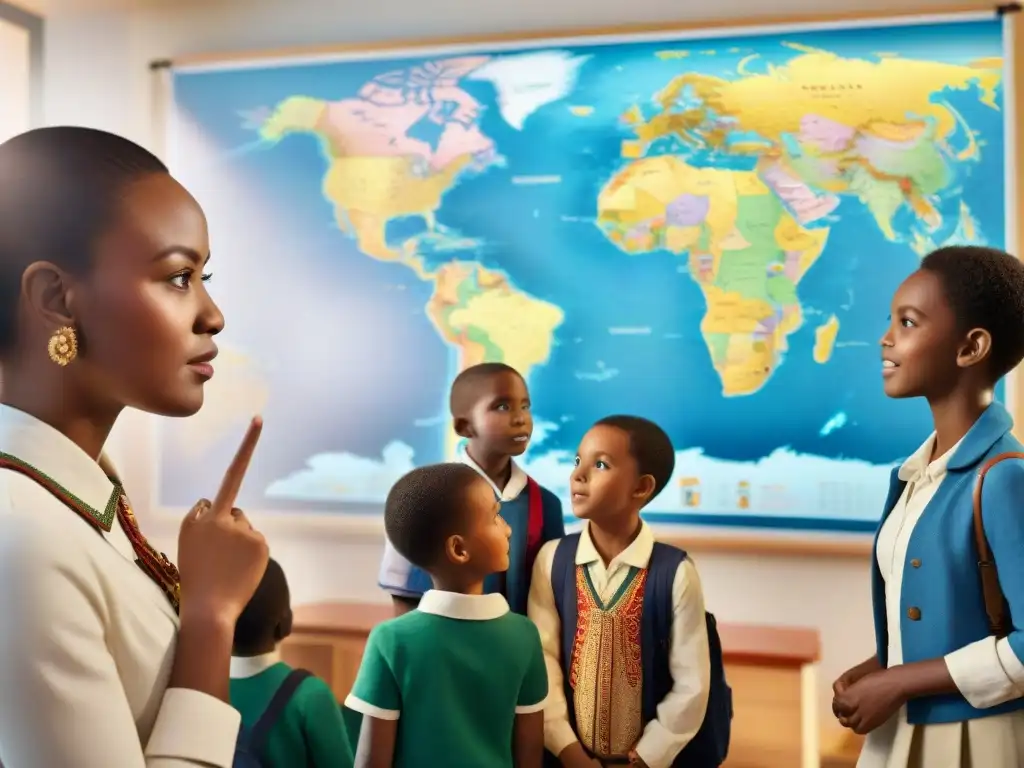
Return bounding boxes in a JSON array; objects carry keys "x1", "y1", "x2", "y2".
[
  {"x1": 161, "y1": 20, "x2": 1006, "y2": 527},
  {"x1": 256, "y1": 43, "x2": 999, "y2": 402}
]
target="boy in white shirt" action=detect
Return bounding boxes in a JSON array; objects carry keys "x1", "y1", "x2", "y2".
[
  {"x1": 528, "y1": 415, "x2": 731, "y2": 768},
  {"x1": 379, "y1": 362, "x2": 563, "y2": 616}
]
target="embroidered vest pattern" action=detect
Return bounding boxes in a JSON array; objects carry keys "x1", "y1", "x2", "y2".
[{"x1": 569, "y1": 564, "x2": 647, "y2": 760}]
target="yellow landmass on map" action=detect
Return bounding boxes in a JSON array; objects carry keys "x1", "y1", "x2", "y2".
[
  {"x1": 911, "y1": 200, "x2": 985, "y2": 257},
  {"x1": 260, "y1": 96, "x2": 327, "y2": 141},
  {"x1": 655, "y1": 50, "x2": 691, "y2": 60},
  {"x1": 569, "y1": 105, "x2": 594, "y2": 116},
  {"x1": 324, "y1": 155, "x2": 470, "y2": 262},
  {"x1": 813, "y1": 314, "x2": 840, "y2": 364},
  {"x1": 597, "y1": 155, "x2": 827, "y2": 396},
  {"x1": 261, "y1": 92, "x2": 565, "y2": 450},
  {"x1": 427, "y1": 261, "x2": 564, "y2": 457},
  {"x1": 652, "y1": 51, "x2": 1000, "y2": 145},
  {"x1": 970, "y1": 57, "x2": 1002, "y2": 70},
  {"x1": 427, "y1": 262, "x2": 564, "y2": 373},
  {"x1": 617, "y1": 50, "x2": 1001, "y2": 241}
]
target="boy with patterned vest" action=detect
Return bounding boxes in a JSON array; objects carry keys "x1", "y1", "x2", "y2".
[
  {"x1": 528, "y1": 416, "x2": 732, "y2": 768},
  {"x1": 379, "y1": 362, "x2": 564, "y2": 616}
]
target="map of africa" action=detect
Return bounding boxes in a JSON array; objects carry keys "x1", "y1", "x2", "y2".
[{"x1": 161, "y1": 17, "x2": 1008, "y2": 532}]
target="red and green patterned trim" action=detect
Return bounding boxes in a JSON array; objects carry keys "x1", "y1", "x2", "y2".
[
  {"x1": 0, "y1": 452, "x2": 117, "y2": 531},
  {"x1": 0, "y1": 453, "x2": 180, "y2": 613}
]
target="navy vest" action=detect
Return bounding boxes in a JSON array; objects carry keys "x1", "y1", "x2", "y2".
[{"x1": 550, "y1": 534, "x2": 731, "y2": 767}]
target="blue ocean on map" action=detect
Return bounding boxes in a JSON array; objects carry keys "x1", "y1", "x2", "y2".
[{"x1": 161, "y1": 17, "x2": 1008, "y2": 532}]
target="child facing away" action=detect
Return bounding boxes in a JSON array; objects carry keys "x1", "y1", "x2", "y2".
[
  {"x1": 378, "y1": 362, "x2": 564, "y2": 616},
  {"x1": 230, "y1": 558, "x2": 354, "y2": 768},
  {"x1": 346, "y1": 462, "x2": 549, "y2": 767},
  {"x1": 528, "y1": 416, "x2": 732, "y2": 768}
]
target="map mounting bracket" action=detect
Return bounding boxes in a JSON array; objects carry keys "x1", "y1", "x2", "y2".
[{"x1": 996, "y1": 2, "x2": 1021, "y2": 15}]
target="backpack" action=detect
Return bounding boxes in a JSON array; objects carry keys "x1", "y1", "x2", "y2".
[
  {"x1": 972, "y1": 450, "x2": 1024, "y2": 638},
  {"x1": 233, "y1": 669, "x2": 313, "y2": 768},
  {"x1": 524, "y1": 476, "x2": 544, "y2": 574},
  {"x1": 550, "y1": 534, "x2": 732, "y2": 767}
]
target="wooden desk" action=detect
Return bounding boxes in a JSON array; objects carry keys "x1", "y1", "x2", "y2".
[
  {"x1": 717, "y1": 623, "x2": 821, "y2": 768},
  {"x1": 280, "y1": 602, "x2": 821, "y2": 768}
]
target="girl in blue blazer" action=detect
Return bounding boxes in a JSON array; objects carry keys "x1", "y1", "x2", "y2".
[{"x1": 832, "y1": 245, "x2": 1024, "y2": 767}]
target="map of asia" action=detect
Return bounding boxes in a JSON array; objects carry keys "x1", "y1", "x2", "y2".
[{"x1": 161, "y1": 16, "x2": 1009, "y2": 532}]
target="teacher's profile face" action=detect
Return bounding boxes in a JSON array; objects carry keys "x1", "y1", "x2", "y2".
[{"x1": 73, "y1": 173, "x2": 225, "y2": 417}]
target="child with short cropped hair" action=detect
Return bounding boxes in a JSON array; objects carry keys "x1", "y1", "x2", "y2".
[
  {"x1": 834, "y1": 246, "x2": 1024, "y2": 767},
  {"x1": 348, "y1": 462, "x2": 548, "y2": 767},
  {"x1": 529, "y1": 416, "x2": 732, "y2": 768},
  {"x1": 379, "y1": 362, "x2": 564, "y2": 615},
  {"x1": 230, "y1": 558, "x2": 353, "y2": 767}
]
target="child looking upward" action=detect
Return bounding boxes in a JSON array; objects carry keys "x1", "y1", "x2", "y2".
[
  {"x1": 379, "y1": 363, "x2": 564, "y2": 615},
  {"x1": 529, "y1": 416, "x2": 731, "y2": 768},
  {"x1": 833, "y1": 246, "x2": 1024, "y2": 768},
  {"x1": 230, "y1": 559, "x2": 353, "y2": 767},
  {"x1": 348, "y1": 462, "x2": 548, "y2": 767}
]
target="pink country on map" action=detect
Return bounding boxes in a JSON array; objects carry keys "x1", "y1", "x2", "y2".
[
  {"x1": 759, "y1": 157, "x2": 840, "y2": 225},
  {"x1": 798, "y1": 114, "x2": 856, "y2": 153},
  {"x1": 320, "y1": 56, "x2": 498, "y2": 171}
]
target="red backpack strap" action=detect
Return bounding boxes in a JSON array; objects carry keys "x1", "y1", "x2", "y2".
[{"x1": 525, "y1": 477, "x2": 544, "y2": 574}]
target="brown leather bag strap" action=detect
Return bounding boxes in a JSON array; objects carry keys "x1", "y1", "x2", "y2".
[{"x1": 972, "y1": 451, "x2": 1024, "y2": 637}]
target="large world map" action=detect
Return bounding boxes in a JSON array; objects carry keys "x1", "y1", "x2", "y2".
[{"x1": 161, "y1": 17, "x2": 1008, "y2": 531}]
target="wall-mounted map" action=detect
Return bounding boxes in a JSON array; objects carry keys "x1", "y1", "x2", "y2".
[{"x1": 160, "y1": 14, "x2": 1010, "y2": 532}]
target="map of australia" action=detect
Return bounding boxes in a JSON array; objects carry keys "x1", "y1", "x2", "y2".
[{"x1": 162, "y1": 18, "x2": 1008, "y2": 530}]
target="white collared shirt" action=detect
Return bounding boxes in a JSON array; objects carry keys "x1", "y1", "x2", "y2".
[
  {"x1": 527, "y1": 522, "x2": 710, "y2": 768},
  {"x1": 460, "y1": 451, "x2": 528, "y2": 501},
  {"x1": 230, "y1": 651, "x2": 282, "y2": 679},
  {"x1": 878, "y1": 433, "x2": 1024, "y2": 709},
  {"x1": 419, "y1": 589, "x2": 512, "y2": 622},
  {"x1": 345, "y1": 590, "x2": 542, "y2": 718},
  {"x1": 0, "y1": 404, "x2": 241, "y2": 767},
  {"x1": 377, "y1": 453, "x2": 527, "y2": 596}
]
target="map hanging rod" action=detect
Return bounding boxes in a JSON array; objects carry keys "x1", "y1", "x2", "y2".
[
  {"x1": 996, "y1": 2, "x2": 1021, "y2": 14},
  {"x1": 150, "y1": 59, "x2": 172, "y2": 71}
]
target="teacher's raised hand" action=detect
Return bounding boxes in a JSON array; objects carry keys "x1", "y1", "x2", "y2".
[{"x1": 177, "y1": 416, "x2": 270, "y2": 624}]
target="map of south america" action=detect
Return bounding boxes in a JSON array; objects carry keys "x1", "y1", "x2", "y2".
[
  {"x1": 160, "y1": 18, "x2": 1008, "y2": 528},
  {"x1": 259, "y1": 55, "x2": 575, "y2": 437}
]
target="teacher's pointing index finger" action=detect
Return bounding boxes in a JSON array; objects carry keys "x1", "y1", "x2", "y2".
[{"x1": 212, "y1": 416, "x2": 264, "y2": 514}]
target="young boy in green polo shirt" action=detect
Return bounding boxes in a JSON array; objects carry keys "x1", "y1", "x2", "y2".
[
  {"x1": 230, "y1": 558, "x2": 354, "y2": 767},
  {"x1": 346, "y1": 462, "x2": 549, "y2": 767}
]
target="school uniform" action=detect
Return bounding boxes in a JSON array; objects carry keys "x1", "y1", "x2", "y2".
[
  {"x1": 230, "y1": 652, "x2": 353, "y2": 767},
  {"x1": 377, "y1": 453, "x2": 563, "y2": 614},
  {"x1": 0, "y1": 404, "x2": 241, "y2": 767},
  {"x1": 528, "y1": 522, "x2": 712, "y2": 768},
  {"x1": 344, "y1": 590, "x2": 548, "y2": 766},
  {"x1": 859, "y1": 403, "x2": 1024, "y2": 768}
]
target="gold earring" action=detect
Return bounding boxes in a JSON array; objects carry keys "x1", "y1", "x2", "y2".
[{"x1": 47, "y1": 326, "x2": 78, "y2": 367}]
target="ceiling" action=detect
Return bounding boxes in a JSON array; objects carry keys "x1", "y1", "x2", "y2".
[{"x1": 12, "y1": 0, "x2": 237, "y2": 14}]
